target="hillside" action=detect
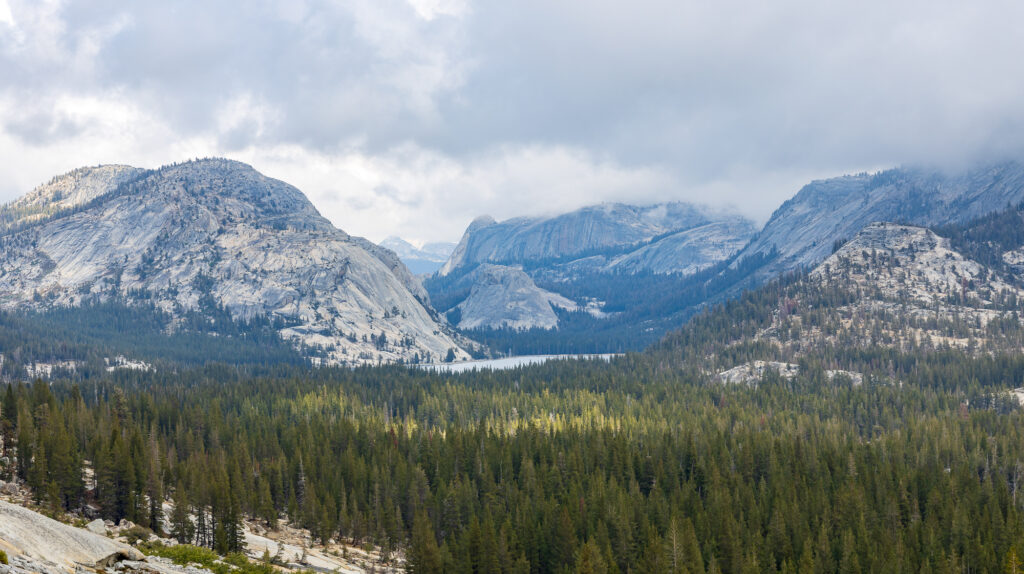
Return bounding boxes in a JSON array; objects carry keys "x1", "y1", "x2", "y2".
[
  {"x1": 654, "y1": 209, "x2": 1024, "y2": 386},
  {"x1": 0, "y1": 159, "x2": 468, "y2": 367},
  {"x1": 735, "y1": 161, "x2": 1024, "y2": 276}
]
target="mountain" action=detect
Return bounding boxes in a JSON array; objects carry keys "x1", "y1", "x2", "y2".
[
  {"x1": 427, "y1": 202, "x2": 756, "y2": 339},
  {"x1": 546, "y1": 217, "x2": 757, "y2": 277},
  {"x1": 735, "y1": 161, "x2": 1024, "y2": 276},
  {"x1": 379, "y1": 236, "x2": 456, "y2": 275},
  {"x1": 654, "y1": 210, "x2": 1024, "y2": 383},
  {"x1": 440, "y1": 202, "x2": 756, "y2": 276},
  {"x1": 445, "y1": 264, "x2": 577, "y2": 330},
  {"x1": 0, "y1": 159, "x2": 468, "y2": 366}
]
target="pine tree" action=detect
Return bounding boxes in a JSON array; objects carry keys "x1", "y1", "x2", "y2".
[
  {"x1": 1007, "y1": 547, "x2": 1023, "y2": 574},
  {"x1": 171, "y1": 480, "x2": 195, "y2": 544},
  {"x1": 407, "y1": 511, "x2": 442, "y2": 574},
  {"x1": 147, "y1": 434, "x2": 164, "y2": 535},
  {"x1": 575, "y1": 539, "x2": 609, "y2": 574}
]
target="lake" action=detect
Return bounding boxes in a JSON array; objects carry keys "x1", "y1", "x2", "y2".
[{"x1": 418, "y1": 354, "x2": 618, "y2": 373}]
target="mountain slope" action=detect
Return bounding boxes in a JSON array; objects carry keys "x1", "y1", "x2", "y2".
[
  {"x1": 451, "y1": 264, "x2": 577, "y2": 330},
  {"x1": 440, "y1": 202, "x2": 756, "y2": 276},
  {"x1": 0, "y1": 159, "x2": 467, "y2": 365},
  {"x1": 428, "y1": 202, "x2": 756, "y2": 336},
  {"x1": 736, "y1": 162, "x2": 1024, "y2": 275},
  {"x1": 654, "y1": 213, "x2": 1024, "y2": 383}
]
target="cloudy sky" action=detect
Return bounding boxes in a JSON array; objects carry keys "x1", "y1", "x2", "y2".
[{"x1": 1, "y1": 0, "x2": 1022, "y2": 244}]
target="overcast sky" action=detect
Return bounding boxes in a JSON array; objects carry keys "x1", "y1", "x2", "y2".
[{"x1": 1, "y1": 0, "x2": 1023, "y2": 244}]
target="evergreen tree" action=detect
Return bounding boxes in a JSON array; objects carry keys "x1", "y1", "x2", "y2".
[{"x1": 407, "y1": 511, "x2": 442, "y2": 574}]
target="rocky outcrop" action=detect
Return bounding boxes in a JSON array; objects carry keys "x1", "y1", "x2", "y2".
[
  {"x1": 740, "y1": 221, "x2": 1024, "y2": 359},
  {"x1": 812, "y1": 222, "x2": 1020, "y2": 307},
  {"x1": 0, "y1": 500, "x2": 144, "y2": 572},
  {"x1": 454, "y1": 265, "x2": 576, "y2": 330},
  {"x1": 717, "y1": 361, "x2": 862, "y2": 386},
  {"x1": 0, "y1": 159, "x2": 468, "y2": 365}
]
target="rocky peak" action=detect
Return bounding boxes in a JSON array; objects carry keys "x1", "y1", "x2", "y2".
[
  {"x1": 1, "y1": 164, "x2": 146, "y2": 232},
  {"x1": 454, "y1": 264, "x2": 577, "y2": 330},
  {"x1": 439, "y1": 201, "x2": 752, "y2": 276},
  {"x1": 812, "y1": 222, "x2": 1018, "y2": 307},
  {"x1": 0, "y1": 159, "x2": 468, "y2": 365},
  {"x1": 128, "y1": 159, "x2": 337, "y2": 234}
]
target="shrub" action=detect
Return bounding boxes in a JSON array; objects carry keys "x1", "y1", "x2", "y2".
[{"x1": 122, "y1": 525, "x2": 153, "y2": 545}]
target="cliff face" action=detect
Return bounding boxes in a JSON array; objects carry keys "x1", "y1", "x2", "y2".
[
  {"x1": 440, "y1": 203, "x2": 756, "y2": 276},
  {"x1": 735, "y1": 162, "x2": 1024, "y2": 275},
  {"x1": 453, "y1": 264, "x2": 577, "y2": 331},
  {"x1": 431, "y1": 202, "x2": 756, "y2": 331},
  {"x1": 0, "y1": 159, "x2": 467, "y2": 365}
]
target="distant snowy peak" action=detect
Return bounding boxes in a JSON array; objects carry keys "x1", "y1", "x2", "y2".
[{"x1": 380, "y1": 236, "x2": 456, "y2": 275}]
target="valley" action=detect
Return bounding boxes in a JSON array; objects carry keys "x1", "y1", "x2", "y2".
[{"x1": 4, "y1": 159, "x2": 1024, "y2": 573}]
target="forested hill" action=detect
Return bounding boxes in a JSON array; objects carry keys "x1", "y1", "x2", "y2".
[
  {"x1": 6, "y1": 335, "x2": 1024, "y2": 572},
  {"x1": 653, "y1": 204, "x2": 1024, "y2": 381}
]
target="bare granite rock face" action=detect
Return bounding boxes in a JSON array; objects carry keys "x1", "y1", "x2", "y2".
[
  {"x1": 454, "y1": 265, "x2": 576, "y2": 330},
  {"x1": 0, "y1": 500, "x2": 144, "y2": 571},
  {"x1": 0, "y1": 159, "x2": 468, "y2": 365},
  {"x1": 432, "y1": 202, "x2": 755, "y2": 330},
  {"x1": 555, "y1": 218, "x2": 756, "y2": 276},
  {"x1": 734, "y1": 161, "x2": 1024, "y2": 277},
  {"x1": 440, "y1": 202, "x2": 755, "y2": 277},
  {"x1": 0, "y1": 165, "x2": 146, "y2": 233}
]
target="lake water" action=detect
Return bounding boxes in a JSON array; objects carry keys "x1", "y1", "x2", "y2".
[{"x1": 419, "y1": 354, "x2": 618, "y2": 373}]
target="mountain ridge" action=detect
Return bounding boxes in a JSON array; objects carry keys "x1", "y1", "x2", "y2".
[{"x1": 0, "y1": 158, "x2": 468, "y2": 366}]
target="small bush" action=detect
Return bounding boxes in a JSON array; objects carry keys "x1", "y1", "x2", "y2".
[
  {"x1": 140, "y1": 544, "x2": 279, "y2": 574},
  {"x1": 0, "y1": 549, "x2": 8, "y2": 565},
  {"x1": 122, "y1": 525, "x2": 154, "y2": 545},
  {"x1": 141, "y1": 543, "x2": 219, "y2": 568}
]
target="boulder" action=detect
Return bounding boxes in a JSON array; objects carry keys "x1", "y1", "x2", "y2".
[
  {"x1": 85, "y1": 519, "x2": 107, "y2": 536},
  {"x1": 0, "y1": 500, "x2": 144, "y2": 571}
]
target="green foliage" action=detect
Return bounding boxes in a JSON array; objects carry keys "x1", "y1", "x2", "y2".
[
  {"x1": 122, "y1": 525, "x2": 153, "y2": 545},
  {"x1": 0, "y1": 549, "x2": 7, "y2": 565},
  {"x1": 0, "y1": 300, "x2": 309, "y2": 379},
  {"x1": 14, "y1": 204, "x2": 1024, "y2": 572},
  {"x1": 8, "y1": 343, "x2": 1024, "y2": 573},
  {"x1": 141, "y1": 543, "x2": 219, "y2": 567}
]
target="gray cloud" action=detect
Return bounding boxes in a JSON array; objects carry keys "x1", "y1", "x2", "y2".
[{"x1": 1, "y1": 0, "x2": 1023, "y2": 242}]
